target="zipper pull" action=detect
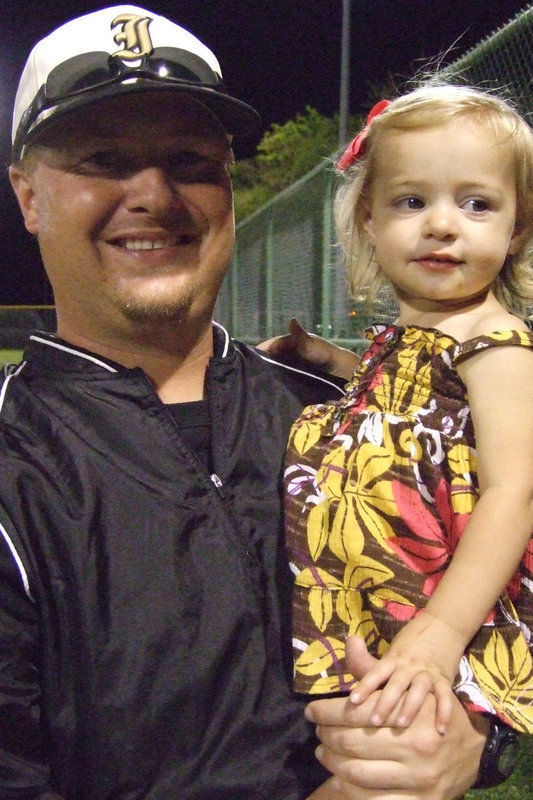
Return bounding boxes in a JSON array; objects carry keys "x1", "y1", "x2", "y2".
[{"x1": 210, "y1": 473, "x2": 225, "y2": 497}]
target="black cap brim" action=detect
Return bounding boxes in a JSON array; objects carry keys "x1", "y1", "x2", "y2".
[{"x1": 15, "y1": 77, "x2": 261, "y2": 159}]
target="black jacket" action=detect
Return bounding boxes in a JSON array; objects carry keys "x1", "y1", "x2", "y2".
[{"x1": 0, "y1": 324, "x2": 345, "y2": 800}]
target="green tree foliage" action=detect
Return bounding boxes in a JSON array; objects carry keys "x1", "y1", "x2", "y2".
[
  {"x1": 255, "y1": 106, "x2": 341, "y2": 191},
  {"x1": 232, "y1": 106, "x2": 361, "y2": 222}
]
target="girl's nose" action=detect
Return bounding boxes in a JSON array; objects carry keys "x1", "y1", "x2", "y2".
[{"x1": 423, "y1": 203, "x2": 459, "y2": 240}]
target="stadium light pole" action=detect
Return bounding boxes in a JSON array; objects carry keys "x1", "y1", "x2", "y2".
[{"x1": 339, "y1": 0, "x2": 352, "y2": 147}]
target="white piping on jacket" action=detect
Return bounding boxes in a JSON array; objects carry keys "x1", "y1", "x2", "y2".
[
  {"x1": 0, "y1": 361, "x2": 26, "y2": 415},
  {"x1": 254, "y1": 351, "x2": 345, "y2": 394},
  {"x1": 29, "y1": 335, "x2": 118, "y2": 372},
  {"x1": 212, "y1": 321, "x2": 230, "y2": 357},
  {"x1": 0, "y1": 363, "x2": 33, "y2": 599},
  {"x1": 0, "y1": 521, "x2": 33, "y2": 601}
]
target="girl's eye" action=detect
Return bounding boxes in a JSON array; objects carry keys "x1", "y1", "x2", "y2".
[
  {"x1": 463, "y1": 198, "x2": 489, "y2": 213},
  {"x1": 396, "y1": 196, "x2": 424, "y2": 211}
]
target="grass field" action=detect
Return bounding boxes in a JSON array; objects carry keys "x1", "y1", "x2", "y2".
[
  {"x1": 0, "y1": 349, "x2": 22, "y2": 365},
  {"x1": 465, "y1": 735, "x2": 533, "y2": 799}
]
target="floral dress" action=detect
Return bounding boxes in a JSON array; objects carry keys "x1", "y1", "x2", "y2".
[{"x1": 284, "y1": 325, "x2": 533, "y2": 733}]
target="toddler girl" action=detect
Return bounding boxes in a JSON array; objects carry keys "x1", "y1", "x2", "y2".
[{"x1": 284, "y1": 84, "x2": 533, "y2": 734}]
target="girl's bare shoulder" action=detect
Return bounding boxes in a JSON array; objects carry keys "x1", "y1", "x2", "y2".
[{"x1": 463, "y1": 310, "x2": 529, "y2": 340}]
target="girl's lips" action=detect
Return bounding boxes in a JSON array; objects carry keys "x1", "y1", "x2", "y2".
[{"x1": 416, "y1": 255, "x2": 462, "y2": 269}]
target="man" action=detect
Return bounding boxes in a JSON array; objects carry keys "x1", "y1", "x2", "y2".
[{"x1": 1, "y1": 5, "x2": 507, "y2": 799}]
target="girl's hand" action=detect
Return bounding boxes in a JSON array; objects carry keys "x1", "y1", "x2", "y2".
[
  {"x1": 349, "y1": 612, "x2": 465, "y2": 733},
  {"x1": 257, "y1": 318, "x2": 359, "y2": 380},
  {"x1": 348, "y1": 636, "x2": 455, "y2": 734}
]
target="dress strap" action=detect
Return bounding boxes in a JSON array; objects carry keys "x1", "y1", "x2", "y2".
[{"x1": 453, "y1": 329, "x2": 533, "y2": 364}]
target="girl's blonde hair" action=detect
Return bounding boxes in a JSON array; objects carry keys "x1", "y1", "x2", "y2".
[{"x1": 335, "y1": 83, "x2": 533, "y2": 314}]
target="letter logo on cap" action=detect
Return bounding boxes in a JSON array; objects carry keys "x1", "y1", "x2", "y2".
[{"x1": 110, "y1": 14, "x2": 154, "y2": 62}]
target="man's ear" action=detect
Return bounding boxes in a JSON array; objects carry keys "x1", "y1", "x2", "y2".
[{"x1": 9, "y1": 165, "x2": 39, "y2": 235}]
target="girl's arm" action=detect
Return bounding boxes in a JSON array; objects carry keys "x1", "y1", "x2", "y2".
[
  {"x1": 426, "y1": 342, "x2": 533, "y2": 648},
  {"x1": 257, "y1": 318, "x2": 359, "y2": 380},
  {"x1": 350, "y1": 342, "x2": 533, "y2": 730}
]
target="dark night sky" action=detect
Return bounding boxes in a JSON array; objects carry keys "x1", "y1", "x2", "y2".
[{"x1": 0, "y1": 0, "x2": 530, "y2": 303}]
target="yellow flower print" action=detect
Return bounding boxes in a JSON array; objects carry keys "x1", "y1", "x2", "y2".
[
  {"x1": 447, "y1": 443, "x2": 477, "y2": 515},
  {"x1": 331, "y1": 425, "x2": 399, "y2": 553},
  {"x1": 316, "y1": 443, "x2": 351, "y2": 501},
  {"x1": 290, "y1": 405, "x2": 335, "y2": 455},
  {"x1": 308, "y1": 585, "x2": 334, "y2": 632},
  {"x1": 366, "y1": 345, "x2": 432, "y2": 416},
  {"x1": 467, "y1": 629, "x2": 533, "y2": 732},
  {"x1": 293, "y1": 636, "x2": 346, "y2": 678},
  {"x1": 295, "y1": 566, "x2": 345, "y2": 590},
  {"x1": 335, "y1": 583, "x2": 384, "y2": 635},
  {"x1": 306, "y1": 500, "x2": 331, "y2": 563},
  {"x1": 294, "y1": 567, "x2": 342, "y2": 632},
  {"x1": 294, "y1": 637, "x2": 356, "y2": 693},
  {"x1": 342, "y1": 552, "x2": 395, "y2": 596}
]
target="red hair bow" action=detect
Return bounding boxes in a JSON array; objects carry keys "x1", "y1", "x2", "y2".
[{"x1": 337, "y1": 99, "x2": 391, "y2": 170}]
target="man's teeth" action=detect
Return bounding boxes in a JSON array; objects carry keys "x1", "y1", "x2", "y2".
[
  {"x1": 124, "y1": 239, "x2": 166, "y2": 251},
  {"x1": 121, "y1": 236, "x2": 191, "y2": 250}
]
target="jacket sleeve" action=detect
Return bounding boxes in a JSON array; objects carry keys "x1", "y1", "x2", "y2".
[{"x1": 0, "y1": 523, "x2": 64, "y2": 799}]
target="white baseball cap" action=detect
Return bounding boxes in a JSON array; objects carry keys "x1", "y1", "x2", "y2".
[{"x1": 12, "y1": 5, "x2": 260, "y2": 160}]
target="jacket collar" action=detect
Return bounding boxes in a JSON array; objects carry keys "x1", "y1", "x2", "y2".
[{"x1": 21, "y1": 322, "x2": 234, "y2": 376}]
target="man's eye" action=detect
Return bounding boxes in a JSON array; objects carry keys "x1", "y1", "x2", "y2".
[
  {"x1": 167, "y1": 155, "x2": 228, "y2": 184},
  {"x1": 78, "y1": 152, "x2": 130, "y2": 174}
]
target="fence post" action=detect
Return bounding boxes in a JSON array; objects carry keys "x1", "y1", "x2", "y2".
[
  {"x1": 265, "y1": 216, "x2": 275, "y2": 339},
  {"x1": 321, "y1": 172, "x2": 333, "y2": 337}
]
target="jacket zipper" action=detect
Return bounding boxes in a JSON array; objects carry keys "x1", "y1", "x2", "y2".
[{"x1": 210, "y1": 473, "x2": 225, "y2": 497}]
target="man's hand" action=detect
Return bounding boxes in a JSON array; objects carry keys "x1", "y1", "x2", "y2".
[
  {"x1": 257, "y1": 318, "x2": 358, "y2": 380},
  {"x1": 305, "y1": 636, "x2": 488, "y2": 799}
]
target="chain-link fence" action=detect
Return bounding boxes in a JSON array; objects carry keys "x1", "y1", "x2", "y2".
[{"x1": 215, "y1": 4, "x2": 533, "y2": 350}]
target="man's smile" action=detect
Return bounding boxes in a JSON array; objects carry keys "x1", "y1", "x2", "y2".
[{"x1": 111, "y1": 234, "x2": 198, "y2": 251}]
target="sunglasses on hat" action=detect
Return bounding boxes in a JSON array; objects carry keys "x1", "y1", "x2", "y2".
[{"x1": 13, "y1": 47, "x2": 228, "y2": 159}]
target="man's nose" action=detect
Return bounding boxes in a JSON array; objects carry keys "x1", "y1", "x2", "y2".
[{"x1": 125, "y1": 167, "x2": 183, "y2": 215}]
